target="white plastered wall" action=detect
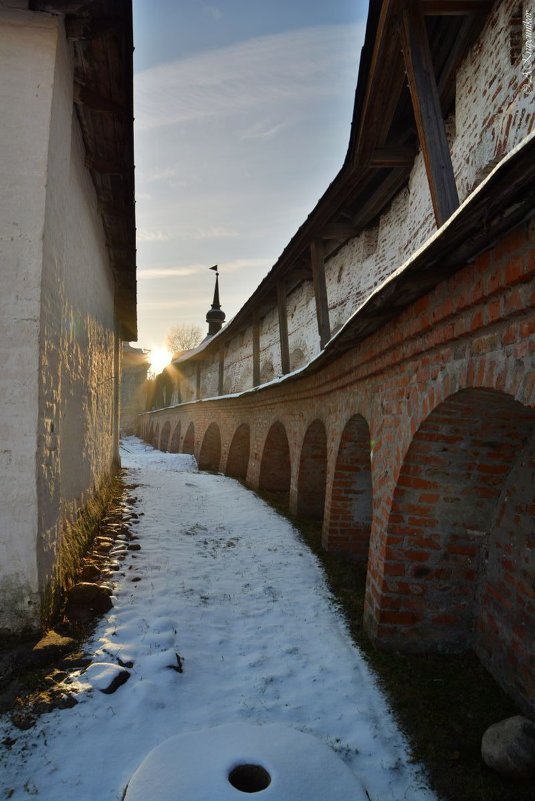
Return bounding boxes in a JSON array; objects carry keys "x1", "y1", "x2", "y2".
[
  {"x1": 0, "y1": 9, "x2": 57, "y2": 631},
  {"x1": 36, "y1": 22, "x2": 118, "y2": 606},
  {"x1": 0, "y1": 9, "x2": 120, "y2": 631}
]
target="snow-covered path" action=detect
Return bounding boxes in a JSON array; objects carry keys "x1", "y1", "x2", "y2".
[{"x1": 0, "y1": 438, "x2": 436, "y2": 801}]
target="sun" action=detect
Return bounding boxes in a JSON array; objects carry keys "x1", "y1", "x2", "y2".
[{"x1": 149, "y1": 347, "x2": 172, "y2": 376}]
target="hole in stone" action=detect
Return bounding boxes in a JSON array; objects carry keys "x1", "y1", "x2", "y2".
[{"x1": 228, "y1": 764, "x2": 271, "y2": 793}]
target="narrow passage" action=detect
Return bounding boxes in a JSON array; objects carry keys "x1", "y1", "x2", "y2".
[{"x1": 0, "y1": 438, "x2": 436, "y2": 801}]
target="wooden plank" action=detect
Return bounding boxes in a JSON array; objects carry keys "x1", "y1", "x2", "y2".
[
  {"x1": 353, "y1": 1, "x2": 401, "y2": 162},
  {"x1": 400, "y1": 3, "x2": 459, "y2": 226},
  {"x1": 85, "y1": 155, "x2": 123, "y2": 175},
  {"x1": 350, "y1": 167, "x2": 411, "y2": 231},
  {"x1": 370, "y1": 147, "x2": 416, "y2": 167},
  {"x1": 252, "y1": 313, "x2": 260, "y2": 387},
  {"x1": 421, "y1": 1, "x2": 492, "y2": 13},
  {"x1": 218, "y1": 347, "x2": 225, "y2": 395},
  {"x1": 276, "y1": 280, "x2": 290, "y2": 374},
  {"x1": 310, "y1": 240, "x2": 331, "y2": 349},
  {"x1": 73, "y1": 82, "x2": 126, "y2": 114},
  {"x1": 321, "y1": 224, "x2": 359, "y2": 240}
]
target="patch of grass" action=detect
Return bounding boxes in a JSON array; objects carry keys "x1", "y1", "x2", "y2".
[{"x1": 258, "y1": 495, "x2": 535, "y2": 801}]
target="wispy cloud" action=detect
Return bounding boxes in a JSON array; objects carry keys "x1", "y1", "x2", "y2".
[
  {"x1": 240, "y1": 120, "x2": 289, "y2": 141},
  {"x1": 137, "y1": 257, "x2": 273, "y2": 280},
  {"x1": 138, "y1": 266, "x2": 201, "y2": 280},
  {"x1": 135, "y1": 25, "x2": 359, "y2": 131},
  {"x1": 133, "y1": 22, "x2": 364, "y2": 347},
  {"x1": 145, "y1": 166, "x2": 179, "y2": 183},
  {"x1": 202, "y1": 4, "x2": 222, "y2": 21},
  {"x1": 137, "y1": 229, "x2": 172, "y2": 243}
]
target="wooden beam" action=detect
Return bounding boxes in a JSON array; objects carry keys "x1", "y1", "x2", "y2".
[
  {"x1": 98, "y1": 200, "x2": 130, "y2": 218},
  {"x1": 350, "y1": 167, "x2": 411, "y2": 231},
  {"x1": 421, "y1": 1, "x2": 492, "y2": 13},
  {"x1": 370, "y1": 147, "x2": 416, "y2": 167},
  {"x1": 218, "y1": 347, "x2": 225, "y2": 395},
  {"x1": 310, "y1": 240, "x2": 331, "y2": 349},
  {"x1": 400, "y1": 3, "x2": 459, "y2": 226},
  {"x1": 252, "y1": 312, "x2": 260, "y2": 387},
  {"x1": 321, "y1": 224, "x2": 359, "y2": 240},
  {"x1": 73, "y1": 82, "x2": 126, "y2": 114},
  {"x1": 65, "y1": 16, "x2": 122, "y2": 41},
  {"x1": 353, "y1": 1, "x2": 402, "y2": 163},
  {"x1": 32, "y1": 0, "x2": 91, "y2": 11},
  {"x1": 85, "y1": 155, "x2": 124, "y2": 175},
  {"x1": 276, "y1": 280, "x2": 290, "y2": 375}
]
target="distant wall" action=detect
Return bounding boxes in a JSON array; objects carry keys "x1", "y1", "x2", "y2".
[{"x1": 172, "y1": 0, "x2": 533, "y2": 401}]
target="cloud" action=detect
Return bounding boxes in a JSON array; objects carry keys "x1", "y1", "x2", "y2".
[
  {"x1": 133, "y1": 22, "x2": 364, "y2": 348},
  {"x1": 145, "y1": 166, "x2": 179, "y2": 183},
  {"x1": 202, "y1": 4, "x2": 222, "y2": 21},
  {"x1": 137, "y1": 257, "x2": 274, "y2": 281},
  {"x1": 134, "y1": 25, "x2": 359, "y2": 132},
  {"x1": 240, "y1": 120, "x2": 289, "y2": 141},
  {"x1": 137, "y1": 266, "x2": 201, "y2": 280},
  {"x1": 137, "y1": 229, "x2": 172, "y2": 243}
]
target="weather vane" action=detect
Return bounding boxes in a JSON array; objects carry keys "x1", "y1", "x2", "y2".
[{"x1": 209, "y1": 264, "x2": 219, "y2": 276}]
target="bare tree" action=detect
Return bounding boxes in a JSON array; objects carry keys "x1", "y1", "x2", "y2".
[{"x1": 166, "y1": 323, "x2": 203, "y2": 354}]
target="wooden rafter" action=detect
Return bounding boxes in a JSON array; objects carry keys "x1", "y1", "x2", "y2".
[
  {"x1": 310, "y1": 240, "x2": 331, "y2": 349},
  {"x1": 421, "y1": 1, "x2": 492, "y2": 14},
  {"x1": 276, "y1": 281, "x2": 290, "y2": 374},
  {"x1": 400, "y1": 2, "x2": 459, "y2": 226},
  {"x1": 252, "y1": 313, "x2": 260, "y2": 387}
]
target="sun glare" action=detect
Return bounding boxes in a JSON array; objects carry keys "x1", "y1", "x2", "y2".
[{"x1": 149, "y1": 347, "x2": 172, "y2": 376}]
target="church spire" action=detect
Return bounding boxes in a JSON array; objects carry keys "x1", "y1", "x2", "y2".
[{"x1": 206, "y1": 265, "x2": 225, "y2": 336}]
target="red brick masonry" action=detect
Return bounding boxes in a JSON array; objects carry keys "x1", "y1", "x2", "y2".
[{"x1": 141, "y1": 221, "x2": 535, "y2": 715}]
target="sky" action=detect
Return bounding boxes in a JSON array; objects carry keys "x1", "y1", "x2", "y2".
[{"x1": 133, "y1": 0, "x2": 369, "y2": 353}]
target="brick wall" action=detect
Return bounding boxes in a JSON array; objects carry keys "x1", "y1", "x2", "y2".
[
  {"x1": 141, "y1": 218, "x2": 534, "y2": 713},
  {"x1": 179, "y1": 0, "x2": 534, "y2": 400}
]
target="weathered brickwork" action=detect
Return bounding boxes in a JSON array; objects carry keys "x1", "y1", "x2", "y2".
[
  {"x1": 184, "y1": 0, "x2": 533, "y2": 395},
  {"x1": 141, "y1": 221, "x2": 535, "y2": 714}
]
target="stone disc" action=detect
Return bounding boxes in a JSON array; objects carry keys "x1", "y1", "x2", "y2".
[{"x1": 124, "y1": 722, "x2": 366, "y2": 801}]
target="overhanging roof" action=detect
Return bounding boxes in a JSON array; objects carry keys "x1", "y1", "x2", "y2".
[
  {"x1": 30, "y1": 0, "x2": 137, "y2": 340},
  {"x1": 183, "y1": 0, "x2": 494, "y2": 359}
]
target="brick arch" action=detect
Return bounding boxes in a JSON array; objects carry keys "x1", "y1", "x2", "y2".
[
  {"x1": 182, "y1": 422, "x2": 195, "y2": 454},
  {"x1": 296, "y1": 419, "x2": 327, "y2": 520},
  {"x1": 259, "y1": 421, "x2": 291, "y2": 503},
  {"x1": 323, "y1": 414, "x2": 372, "y2": 561},
  {"x1": 147, "y1": 423, "x2": 154, "y2": 444},
  {"x1": 152, "y1": 423, "x2": 160, "y2": 449},
  {"x1": 372, "y1": 388, "x2": 535, "y2": 708},
  {"x1": 198, "y1": 423, "x2": 221, "y2": 471},
  {"x1": 226, "y1": 423, "x2": 250, "y2": 480},
  {"x1": 169, "y1": 422, "x2": 181, "y2": 453},
  {"x1": 159, "y1": 421, "x2": 171, "y2": 452}
]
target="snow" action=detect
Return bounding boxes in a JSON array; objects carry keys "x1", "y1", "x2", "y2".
[
  {"x1": 0, "y1": 437, "x2": 436, "y2": 801},
  {"x1": 125, "y1": 723, "x2": 366, "y2": 801}
]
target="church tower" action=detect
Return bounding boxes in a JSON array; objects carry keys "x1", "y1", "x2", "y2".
[{"x1": 206, "y1": 266, "x2": 226, "y2": 336}]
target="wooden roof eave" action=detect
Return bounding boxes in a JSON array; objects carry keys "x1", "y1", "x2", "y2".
[
  {"x1": 169, "y1": 0, "x2": 493, "y2": 366},
  {"x1": 30, "y1": 0, "x2": 137, "y2": 341}
]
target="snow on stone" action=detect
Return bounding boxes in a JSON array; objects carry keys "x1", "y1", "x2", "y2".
[
  {"x1": 0, "y1": 437, "x2": 436, "y2": 801},
  {"x1": 124, "y1": 722, "x2": 366, "y2": 801}
]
